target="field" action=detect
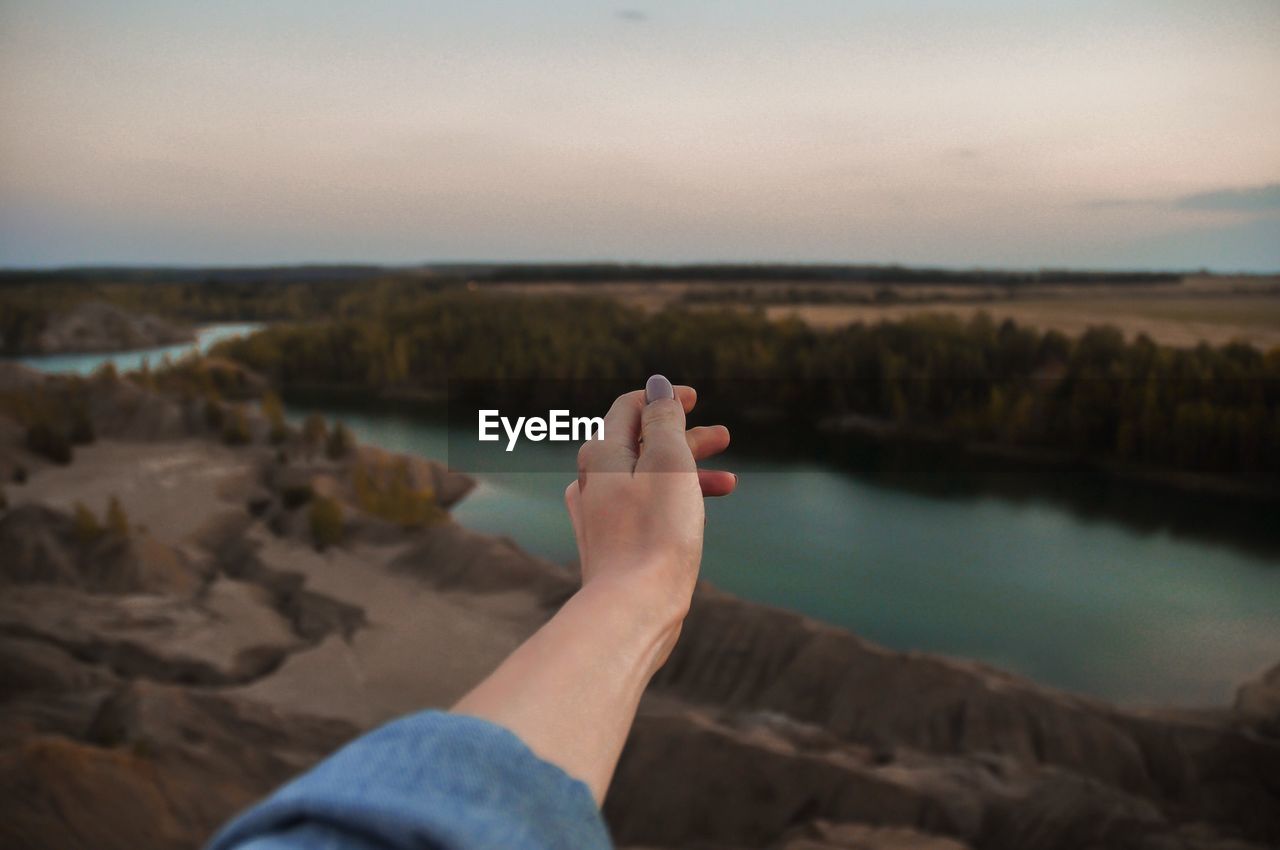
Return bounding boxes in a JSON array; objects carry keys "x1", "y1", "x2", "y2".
[
  {"x1": 764, "y1": 293, "x2": 1280, "y2": 349},
  {"x1": 485, "y1": 273, "x2": 1280, "y2": 349}
]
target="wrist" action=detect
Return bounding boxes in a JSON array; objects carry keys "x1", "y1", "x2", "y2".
[{"x1": 576, "y1": 570, "x2": 692, "y2": 672}]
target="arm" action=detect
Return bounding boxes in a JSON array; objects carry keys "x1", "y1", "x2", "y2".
[
  {"x1": 453, "y1": 375, "x2": 735, "y2": 802},
  {"x1": 208, "y1": 378, "x2": 733, "y2": 849}
]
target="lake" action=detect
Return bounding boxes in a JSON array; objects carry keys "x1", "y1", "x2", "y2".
[
  {"x1": 18, "y1": 326, "x2": 1280, "y2": 707},
  {"x1": 13, "y1": 323, "x2": 262, "y2": 375}
]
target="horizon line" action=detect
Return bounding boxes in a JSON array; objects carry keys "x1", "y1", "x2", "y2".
[{"x1": 3, "y1": 260, "x2": 1275, "y2": 277}]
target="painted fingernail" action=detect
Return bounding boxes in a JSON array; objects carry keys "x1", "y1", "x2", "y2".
[{"x1": 645, "y1": 374, "x2": 674, "y2": 404}]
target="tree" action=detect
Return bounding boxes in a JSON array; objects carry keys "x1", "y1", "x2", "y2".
[
  {"x1": 94, "y1": 362, "x2": 119, "y2": 383},
  {"x1": 309, "y1": 496, "x2": 344, "y2": 550},
  {"x1": 302, "y1": 413, "x2": 328, "y2": 449},
  {"x1": 205, "y1": 289, "x2": 1280, "y2": 481},
  {"x1": 326, "y1": 423, "x2": 355, "y2": 460},
  {"x1": 222, "y1": 406, "x2": 251, "y2": 446},
  {"x1": 352, "y1": 457, "x2": 442, "y2": 528},
  {"x1": 72, "y1": 502, "x2": 102, "y2": 543},
  {"x1": 262, "y1": 391, "x2": 288, "y2": 444},
  {"x1": 106, "y1": 496, "x2": 130, "y2": 537}
]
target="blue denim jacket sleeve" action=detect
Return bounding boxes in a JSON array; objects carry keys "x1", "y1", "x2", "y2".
[{"x1": 206, "y1": 710, "x2": 613, "y2": 850}]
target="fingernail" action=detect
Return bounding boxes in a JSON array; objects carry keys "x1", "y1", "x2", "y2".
[{"x1": 645, "y1": 374, "x2": 674, "y2": 404}]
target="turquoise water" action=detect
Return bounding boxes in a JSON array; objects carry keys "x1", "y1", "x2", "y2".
[
  {"x1": 13, "y1": 323, "x2": 261, "y2": 374},
  {"x1": 287, "y1": 405, "x2": 1280, "y2": 708},
  {"x1": 18, "y1": 335, "x2": 1280, "y2": 707}
]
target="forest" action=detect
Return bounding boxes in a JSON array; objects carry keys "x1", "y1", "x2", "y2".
[
  {"x1": 4, "y1": 266, "x2": 1276, "y2": 482},
  {"x1": 212, "y1": 291, "x2": 1280, "y2": 482},
  {"x1": 0, "y1": 262, "x2": 1187, "y2": 353}
]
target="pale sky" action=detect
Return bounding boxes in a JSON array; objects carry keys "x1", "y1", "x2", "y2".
[{"x1": 1, "y1": 0, "x2": 1278, "y2": 270}]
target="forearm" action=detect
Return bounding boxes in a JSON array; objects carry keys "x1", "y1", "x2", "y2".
[{"x1": 452, "y1": 574, "x2": 685, "y2": 803}]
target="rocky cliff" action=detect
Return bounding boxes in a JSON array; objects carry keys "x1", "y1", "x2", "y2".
[
  {"x1": 0, "y1": 362, "x2": 1276, "y2": 850},
  {"x1": 12, "y1": 300, "x2": 193, "y2": 355}
]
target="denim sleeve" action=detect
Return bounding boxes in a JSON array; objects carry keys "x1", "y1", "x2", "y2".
[{"x1": 206, "y1": 710, "x2": 613, "y2": 850}]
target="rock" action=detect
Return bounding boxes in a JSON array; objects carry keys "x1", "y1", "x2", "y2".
[
  {"x1": 29, "y1": 301, "x2": 193, "y2": 355},
  {"x1": 416, "y1": 457, "x2": 475, "y2": 508},
  {"x1": 0, "y1": 637, "x2": 119, "y2": 749},
  {"x1": 0, "y1": 360, "x2": 52, "y2": 391},
  {"x1": 354, "y1": 444, "x2": 475, "y2": 508},
  {"x1": 0, "y1": 504, "x2": 201, "y2": 595},
  {"x1": 772, "y1": 821, "x2": 973, "y2": 850},
  {"x1": 655, "y1": 586, "x2": 1151, "y2": 789},
  {"x1": 0, "y1": 682, "x2": 355, "y2": 850},
  {"x1": 646, "y1": 586, "x2": 1280, "y2": 846},
  {"x1": 0, "y1": 579, "x2": 303, "y2": 686},
  {"x1": 389, "y1": 520, "x2": 575, "y2": 606},
  {"x1": 1235, "y1": 661, "x2": 1280, "y2": 736},
  {"x1": 607, "y1": 704, "x2": 1275, "y2": 850}
]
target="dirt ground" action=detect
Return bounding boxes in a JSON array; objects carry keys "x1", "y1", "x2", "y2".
[{"x1": 6, "y1": 438, "x2": 545, "y2": 726}]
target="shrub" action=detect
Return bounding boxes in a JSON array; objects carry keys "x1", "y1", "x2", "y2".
[
  {"x1": 106, "y1": 496, "x2": 129, "y2": 537},
  {"x1": 309, "y1": 496, "x2": 344, "y2": 550},
  {"x1": 222, "y1": 406, "x2": 251, "y2": 446},
  {"x1": 325, "y1": 423, "x2": 354, "y2": 460},
  {"x1": 135, "y1": 358, "x2": 157, "y2": 390},
  {"x1": 72, "y1": 501, "x2": 102, "y2": 543},
  {"x1": 301, "y1": 414, "x2": 328, "y2": 448},
  {"x1": 281, "y1": 483, "x2": 314, "y2": 509},
  {"x1": 262, "y1": 391, "x2": 288, "y2": 444},
  {"x1": 94, "y1": 362, "x2": 119, "y2": 383},
  {"x1": 26, "y1": 423, "x2": 72, "y2": 464},
  {"x1": 352, "y1": 457, "x2": 443, "y2": 528}
]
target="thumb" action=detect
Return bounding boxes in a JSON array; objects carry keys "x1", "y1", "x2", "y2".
[{"x1": 637, "y1": 375, "x2": 694, "y2": 473}]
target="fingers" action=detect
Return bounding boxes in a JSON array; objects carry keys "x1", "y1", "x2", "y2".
[
  {"x1": 637, "y1": 380, "x2": 694, "y2": 473},
  {"x1": 698, "y1": 469, "x2": 737, "y2": 497},
  {"x1": 675, "y1": 384, "x2": 697, "y2": 413},
  {"x1": 686, "y1": 425, "x2": 730, "y2": 461},
  {"x1": 577, "y1": 381, "x2": 715, "y2": 483},
  {"x1": 577, "y1": 390, "x2": 644, "y2": 486},
  {"x1": 564, "y1": 481, "x2": 587, "y2": 557},
  {"x1": 687, "y1": 423, "x2": 734, "y2": 494}
]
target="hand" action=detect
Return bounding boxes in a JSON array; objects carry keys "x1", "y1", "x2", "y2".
[
  {"x1": 564, "y1": 376, "x2": 736, "y2": 642},
  {"x1": 455, "y1": 377, "x2": 735, "y2": 800}
]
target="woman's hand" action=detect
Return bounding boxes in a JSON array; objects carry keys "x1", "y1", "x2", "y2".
[
  {"x1": 564, "y1": 376, "x2": 736, "y2": 665},
  {"x1": 455, "y1": 377, "x2": 735, "y2": 802}
]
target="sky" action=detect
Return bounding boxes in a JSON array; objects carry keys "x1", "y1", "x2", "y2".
[{"x1": 1, "y1": 0, "x2": 1278, "y2": 270}]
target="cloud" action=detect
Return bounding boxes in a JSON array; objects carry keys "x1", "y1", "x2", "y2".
[
  {"x1": 616, "y1": 9, "x2": 648, "y2": 23},
  {"x1": 1175, "y1": 183, "x2": 1280, "y2": 213}
]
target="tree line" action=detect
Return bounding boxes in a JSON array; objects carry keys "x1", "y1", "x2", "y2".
[
  {"x1": 1, "y1": 261, "x2": 1192, "y2": 353},
  {"x1": 213, "y1": 292, "x2": 1280, "y2": 482}
]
